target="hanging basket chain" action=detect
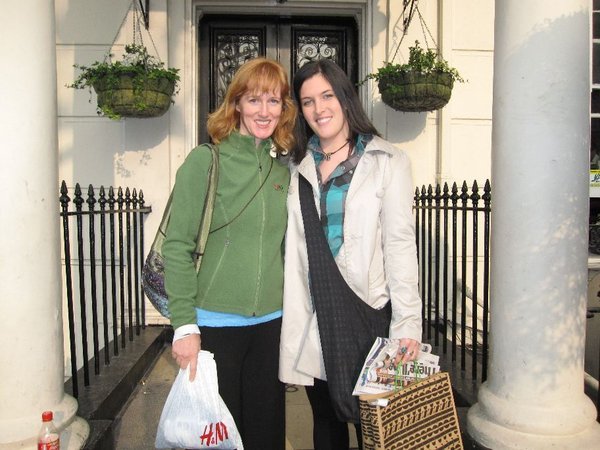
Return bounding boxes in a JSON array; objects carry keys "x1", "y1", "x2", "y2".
[
  {"x1": 389, "y1": 0, "x2": 418, "y2": 64},
  {"x1": 389, "y1": 0, "x2": 440, "y2": 65},
  {"x1": 416, "y1": 7, "x2": 438, "y2": 53},
  {"x1": 403, "y1": 0, "x2": 417, "y2": 30},
  {"x1": 105, "y1": 0, "x2": 163, "y2": 64},
  {"x1": 132, "y1": 0, "x2": 163, "y2": 63},
  {"x1": 132, "y1": 2, "x2": 144, "y2": 48},
  {"x1": 106, "y1": 2, "x2": 132, "y2": 63}
]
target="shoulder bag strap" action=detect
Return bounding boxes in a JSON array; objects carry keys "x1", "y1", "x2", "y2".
[
  {"x1": 209, "y1": 155, "x2": 273, "y2": 234},
  {"x1": 192, "y1": 143, "x2": 219, "y2": 272}
]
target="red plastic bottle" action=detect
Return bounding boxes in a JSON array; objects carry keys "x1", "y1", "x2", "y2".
[{"x1": 37, "y1": 411, "x2": 60, "y2": 450}]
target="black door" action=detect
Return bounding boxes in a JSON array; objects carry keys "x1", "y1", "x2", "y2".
[{"x1": 198, "y1": 14, "x2": 358, "y2": 142}]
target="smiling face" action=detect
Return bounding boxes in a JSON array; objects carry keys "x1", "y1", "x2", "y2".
[
  {"x1": 299, "y1": 73, "x2": 349, "y2": 149},
  {"x1": 236, "y1": 90, "x2": 283, "y2": 146}
]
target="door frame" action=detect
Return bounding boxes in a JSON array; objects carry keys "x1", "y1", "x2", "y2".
[{"x1": 183, "y1": 0, "x2": 372, "y2": 150}]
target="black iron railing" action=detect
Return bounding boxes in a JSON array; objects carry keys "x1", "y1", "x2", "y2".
[
  {"x1": 414, "y1": 180, "x2": 491, "y2": 384},
  {"x1": 57, "y1": 177, "x2": 599, "y2": 419},
  {"x1": 59, "y1": 181, "x2": 151, "y2": 398}
]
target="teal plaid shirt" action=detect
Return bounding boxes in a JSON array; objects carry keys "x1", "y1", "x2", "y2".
[{"x1": 310, "y1": 134, "x2": 373, "y2": 257}]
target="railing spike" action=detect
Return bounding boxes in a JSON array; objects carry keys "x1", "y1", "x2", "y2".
[
  {"x1": 60, "y1": 181, "x2": 70, "y2": 206},
  {"x1": 87, "y1": 184, "x2": 96, "y2": 207}
]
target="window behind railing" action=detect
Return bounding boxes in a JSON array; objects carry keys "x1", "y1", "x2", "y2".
[{"x1": 59, "y1": 181, "x2": 151, "y2": 398}]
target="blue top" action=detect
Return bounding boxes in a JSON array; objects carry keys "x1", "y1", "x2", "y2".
[{"x1": 310, "y1": 134, "x2": 372, "y2": 257}]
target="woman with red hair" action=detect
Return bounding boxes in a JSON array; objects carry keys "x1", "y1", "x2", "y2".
[{"x1": 164, "y1": 57, "x2": 296, "y2": 449}]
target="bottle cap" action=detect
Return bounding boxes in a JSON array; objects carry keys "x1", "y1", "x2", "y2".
[{"x1": 41, "y1": 411, "x2": 53, "y2": 422}]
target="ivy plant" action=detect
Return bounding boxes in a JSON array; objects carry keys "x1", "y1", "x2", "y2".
[
  {"x1": 363, "y1": 41, "x2": 464, "y2": 85},
  {"x1": 69, "y1": 44, "x2": 180, "y2": 119}
]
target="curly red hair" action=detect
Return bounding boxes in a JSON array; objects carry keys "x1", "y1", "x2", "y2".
[{"x1": 207, "y1": 58, "x2": 296, "y2": 155}]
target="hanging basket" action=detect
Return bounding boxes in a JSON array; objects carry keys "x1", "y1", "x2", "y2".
[
  {"x1": 68, "y1": 2, "x2": 180, "y2": 120},
  {"x1": 378, "y1": 71, "x2": 454, "y2": 113},
  {"x1": 366, "y1": 2, "x2": 463, "y2": 113},
  {"x1": 93, "y1": 73, "x2": 176, "y2": 119}
]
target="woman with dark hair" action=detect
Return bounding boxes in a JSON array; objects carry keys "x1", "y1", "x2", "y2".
[
  {"x1": 291, "y1": 59, "x2": 380, "y2": 163},
  {"x1": 279, "y1": 58, "x2": 422, "y2": 449},
  {"x1": 164, "y1": 57, "x2": 295, "y2": 449}
]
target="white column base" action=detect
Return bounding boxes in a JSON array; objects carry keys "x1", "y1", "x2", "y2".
[
  {"x1": 58, "y1": 417, "x2": 90, "y2": 450},
  {"x1": 467, "y1": 384, "x2": 600, "y2": 450},
  {"x1": 0, "y1": 395, "x2": 89, "y2": 449}
]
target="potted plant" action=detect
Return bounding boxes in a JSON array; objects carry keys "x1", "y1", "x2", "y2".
[
  {"x1": 69, "y1": 44, "x2": 180, "y2": 120},
  {"x1": 365, "y1": 41, "x2": 464, "y2": 113}
]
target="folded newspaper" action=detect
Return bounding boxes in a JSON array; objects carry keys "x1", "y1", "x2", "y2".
[{"x1": 352, "y1": 337, "x2": 440, "y2": 396}]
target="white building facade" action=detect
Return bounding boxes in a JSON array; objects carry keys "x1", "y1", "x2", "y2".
[{"x1": 1, "y1": 0, "x2": 598, "y2": 448}]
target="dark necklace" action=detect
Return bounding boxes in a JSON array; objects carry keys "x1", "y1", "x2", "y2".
[{"x1": 319, "y1": 140, "x2": 349, "y2": 161}]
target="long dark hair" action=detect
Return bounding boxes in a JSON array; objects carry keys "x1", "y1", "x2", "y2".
[{"x1": 291, "y1": 59, "x2": 380, "y2": 163}]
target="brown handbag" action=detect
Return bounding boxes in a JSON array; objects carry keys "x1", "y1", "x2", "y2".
[{"x1": 359, "y1": 372, "x2": 464, "y2": 450}]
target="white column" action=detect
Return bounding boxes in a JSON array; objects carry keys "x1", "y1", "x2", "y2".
[
  {"x1": 467, "y1": 1, "x2": 600, "y2": 448},
  {"x1": 0, "y1": 1, "x2": 88, "y2": 448}
]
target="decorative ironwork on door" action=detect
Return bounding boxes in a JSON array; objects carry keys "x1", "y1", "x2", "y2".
[
  {"x1": 214, "y1": 32, "x2": 262, "y2": 106},
  {"x1": 295, "y1": 31, "x2": 342, "y2": 67}
]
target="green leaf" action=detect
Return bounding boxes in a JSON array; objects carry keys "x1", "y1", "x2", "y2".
[{"x1": 360, "y1": 40, "x2": 464, "y2": 86}]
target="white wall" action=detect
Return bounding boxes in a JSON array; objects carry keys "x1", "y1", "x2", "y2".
[
  {"x1": 370, "y1": 0, "x2": 494, "y2": 189},
  {"x1": 55, "y1": 0, "x2": 172, "y2": 237},
  {"x1": 55, "y1": 0, "x2": 174, "y2": 326}
]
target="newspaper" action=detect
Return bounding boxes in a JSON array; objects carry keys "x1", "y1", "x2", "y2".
[{"x1": 352, "y1": 337, "x2": 440, "y2": 396}]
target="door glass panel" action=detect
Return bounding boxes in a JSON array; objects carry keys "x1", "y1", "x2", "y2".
[
  {"x1": 291, "y1": 26, "x2": 355, "y2": 85},
  {"x1": 593, "y1": 42, "x2": 600, "y2": 85},
  {"x1": 215, "y1": 32, "x2": 262, "y2": 106},
  {"x1": 593, "y1": 90, "x2": 600, "y2": 115},
  {"x1": 296, "y1": 32, "x2": 341, "y2": 66}
]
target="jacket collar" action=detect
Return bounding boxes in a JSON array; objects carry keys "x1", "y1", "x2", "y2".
[
  {"x1": 296, "y1": 151, "x2": 319, "y2": 188},
  {"x1": 295, "y1": 135, "x2": 395, "y2": 191},
  {"x1": 228, "y1": 130, "x2": 273, "y2": 153}
]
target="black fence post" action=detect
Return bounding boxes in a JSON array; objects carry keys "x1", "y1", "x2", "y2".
[
  {"x1": 59, "y1": 181, "x2": 151, "y2": 398},
  {"x1": 60, "y1": 181, "x2": 78, "y2": 398}
]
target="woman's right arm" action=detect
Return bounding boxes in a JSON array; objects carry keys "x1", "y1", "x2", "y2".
[{"x1": 163, "y1": 146, "x2": 213, "y2": 379}]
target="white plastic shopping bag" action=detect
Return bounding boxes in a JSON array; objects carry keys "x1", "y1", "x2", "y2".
[{"x1": 155, "y1": 351, "x2": 243, "y2": 449}]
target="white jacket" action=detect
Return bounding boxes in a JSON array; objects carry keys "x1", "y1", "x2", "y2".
[{"x1": 279, "y1": 136, "x2": 423, "y2": 386}]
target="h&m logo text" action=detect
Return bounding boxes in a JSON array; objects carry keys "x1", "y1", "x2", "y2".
[{"x1": 200, "y1": 421, "x2": 230, "y2": 447}]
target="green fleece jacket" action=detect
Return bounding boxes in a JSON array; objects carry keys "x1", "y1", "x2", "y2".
[{"x1": 163, "y1": 132, "x2": 290, "y2": 329}]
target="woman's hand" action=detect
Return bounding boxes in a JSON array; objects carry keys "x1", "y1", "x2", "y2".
[
  {"x1": 171, "y1": 334, "x2": 201, "y2": 381},
  {"x1": 395, "y1": 338, "x2": 421, "y2": 365}
]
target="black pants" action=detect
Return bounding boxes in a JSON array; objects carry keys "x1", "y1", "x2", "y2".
[
  {"x1": 305, "y1": 379, "x2": 363, "y2": 450},
  {"x1": 200, "y1": 318, "x2": 285, "y2": 450}
]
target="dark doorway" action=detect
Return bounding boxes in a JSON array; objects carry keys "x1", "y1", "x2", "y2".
[{"x1": 198, "y1": 14, "x2": 358, "y2": 142}]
